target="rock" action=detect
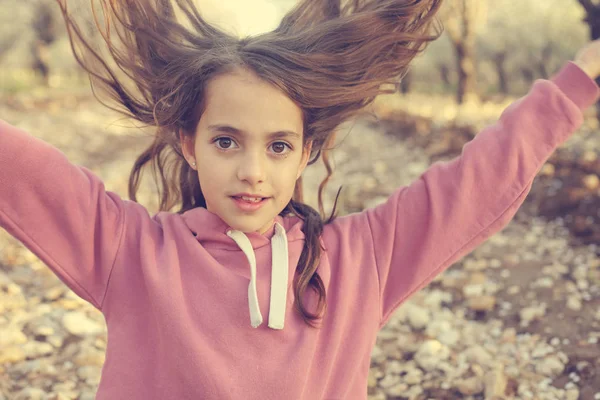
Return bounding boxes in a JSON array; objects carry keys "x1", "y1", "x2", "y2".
[
  {"x1": 422, "y1": 290, "x2": 452, "y2": 310},
  {"x1": 455, "y1": 376, "x2": 484, "y2": 396},
  {"x1": 425, "y1": 320, "x2": 460, "y2": 347},
  {"x1": 44, "y1": 286, "x2": 67, "y2": 301},
  {"x1": 22, "y1": 342, "x2": 54, "y2": 358},
  {"x1": 384, "y1": 382, "x2": 409, "y2": 396},
  {"x1": 371, "y1": 345, "x2": 385, "y2": 364},
  {"x1": 0, "y1": 326, "x2": 27, "y2": 347},
  {"x1": 378, "y1": 374, "x2": 401, "y2": 389},
  {"x1": 403, "y1": 367, "x2": 423, "y2": 385},
  {"x1": 468, "y1": 295, "x2": 496, "y2": 312},
  {"x1": 405, "y1": 304, "x2": 430, "y2": 330},
  {"x1": 77, "y1": 365, "x2": 101, "y2": 385},
  {"x1": 62, "y1": 312, "x2": 103, "y2": 336},
  {"x1": 13, "y1": 388, "x2": 47, "y2": 400},
  {"x1": 566, "y1": 388, "x2": 580, "y2": 400},
  {"x1": 484, "y1": 364, "x2": 507, "y2": 399},
  {"x1": 368, "y1": 369, "x2": 379, "y2": 388},
  {"x1": 519, "y1": 304, "x2": 547, "y2": 327},
  {"x1": 463, "y1": 283, "x2": 484, "y2": 297},
  {"x1": 74, "y1": 346, "x2": 105, "y2": 367},
  {"x1": 582, "y1": 174, "x2": 599, "y2": 191},
  {"x1": 500, "y1": 328, "x2": 517, "y2": 344},
  {"x1": 535, "y1": 355, "x2": 565, "y2": 376},
  {"x1": 463, "y1": 345, "x2": 493, "y2": 367},
  {"x1": 566, "y1": 296, "x2": 582, "y2": 311},
  {"x1": 414, "y1": 340, "x2": 450, "y2": 371},
  {"x1": 0, "y1": 345, "x2": 26, "y2": 364}
]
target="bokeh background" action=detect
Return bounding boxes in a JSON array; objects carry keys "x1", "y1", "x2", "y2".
[{"x1": 1, "y1": 1, "x2": 600, "y2": 400}]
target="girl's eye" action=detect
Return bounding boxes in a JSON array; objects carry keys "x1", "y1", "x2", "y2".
[
  {"x1": 271, "y1": 142, "x2": 291, "y2": 155},
  {"x1": 214, "y1": 137, "x2": 238, "y2": 150}
]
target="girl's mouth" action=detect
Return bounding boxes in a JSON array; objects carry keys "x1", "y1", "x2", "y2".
[{"x1": 231, "y1": 196, "x2": 269, "y2": 211}]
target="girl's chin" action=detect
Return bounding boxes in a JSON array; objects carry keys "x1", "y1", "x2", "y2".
[{"x1": 224, "y1": 218, "x2": 275, "y2": 235}]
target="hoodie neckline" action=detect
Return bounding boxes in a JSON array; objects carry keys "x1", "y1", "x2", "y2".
[
  {"x1": 181, "y1": 206, "x2": 303, "y2": 330},
  {"x1": 181, "y1": 206, "x2": 304, "y2": 250}
]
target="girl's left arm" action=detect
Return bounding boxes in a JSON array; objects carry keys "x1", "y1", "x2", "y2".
[{"x1": 358, "y1": 61, "x2": 599, "y2": 328}]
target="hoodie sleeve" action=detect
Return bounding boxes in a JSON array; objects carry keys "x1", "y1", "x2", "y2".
[
  {"x1": 0, "y1": 120, "x2": 126, "y2": 310},
  {"x1": 342, "y1": 62, "x2": 598, "y2": 328}
]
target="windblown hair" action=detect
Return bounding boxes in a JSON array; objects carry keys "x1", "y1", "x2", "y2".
[{"x1": 57, "y1": 0, "x2": 443, "y2": 328}]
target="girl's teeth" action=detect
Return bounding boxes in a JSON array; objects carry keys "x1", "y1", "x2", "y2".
[{"x1": 241, "y1": 196, "x2": 262, "y2": 202}]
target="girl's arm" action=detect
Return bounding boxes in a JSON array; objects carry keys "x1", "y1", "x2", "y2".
[
  {"x1": 333, "y1": 61, "x2": 599, "y2": 328},
  {"x1": 0, "y1": 121, "x2": 127, "y2": 310}
]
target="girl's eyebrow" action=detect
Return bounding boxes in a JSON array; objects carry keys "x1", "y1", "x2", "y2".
[{"x1": 208, "y1": 124, "x2": 301, "y2": 140}]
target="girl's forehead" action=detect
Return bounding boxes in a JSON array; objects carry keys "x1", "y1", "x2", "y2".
[{"x1": 201, "y1": 70, "x2": 303, "y2": 133}]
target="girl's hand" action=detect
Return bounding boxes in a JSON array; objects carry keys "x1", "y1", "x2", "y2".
[{"x1": 574, "y1": 39, "x2": 600, "y2": 80}]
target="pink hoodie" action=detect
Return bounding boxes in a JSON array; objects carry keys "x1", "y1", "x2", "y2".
[{"x1": 0, "y1": 62, "x2": 598, "y2": 399}]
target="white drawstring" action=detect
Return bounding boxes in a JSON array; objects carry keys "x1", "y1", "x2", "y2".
[
  {"x1": 268, "y1": 223, "x2": 288, "y2": 329},
  {"x1": 226, "y1": 222, "x2": 288, "y2": 330}
]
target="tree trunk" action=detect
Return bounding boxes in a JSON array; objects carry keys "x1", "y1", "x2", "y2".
[
  {"x1": 438, "y1": 63, "x2": 451, "y2": 90},
  {"x1": 455, "y1": 41, "x2": 477, "y2": 104},
  {"x1": 536, "y1": 44, "x2": 552, "y2": 80},
  {"x1": 494, "y1": 52, "x2": 508, "y2": 95},
  {"x1": 579, "y1": 1, "x2": 600, "y2": 118},
  {"x1": 31, "y1": 2, "x2": 56, "y2": 87},
  {"x1": 590, "y1": 21, "x2": 600, "y2": 119},
  {"x1": 31, "y1": 40, "x2": 50, "y2": 86},
  {"x1": 400, "y1": 70, "x2": 412, "y2": 94},
  {"x1": 520, "y1": 67, "x2": 535, "y2": 83}
]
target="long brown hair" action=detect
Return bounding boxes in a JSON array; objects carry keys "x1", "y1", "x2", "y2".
[{"x1": 57, "y1": 0, "x2": 442, "y2": 327}]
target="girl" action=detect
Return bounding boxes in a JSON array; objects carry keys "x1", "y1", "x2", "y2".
[{"x1": 1, "y1": 0, "x2": 600, "y2": 398}]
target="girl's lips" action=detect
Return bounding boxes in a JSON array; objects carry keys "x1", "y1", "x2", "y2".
[{"x1": 230, "y1": 196, "x2": 269, "y2": 212}]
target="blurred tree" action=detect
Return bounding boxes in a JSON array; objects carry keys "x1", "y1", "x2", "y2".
[
  {"x1": 479, "y1": 0, "x2": 586, "y2": 96},
  {"x1": 31, "y1": 1, "x2": 57, "y2": 86},
  {"x1": 578, "y1": 0, "x2": 600, "y2": 39},
  {"x1": 578, "y1": 0, "x2": 600, "y2": 117},
  {"x1": 400, "y1": 70, "x2": 412, "y2": 94},
  {"x1": 439, "y1": 0, "x2": 488, "y2": 104},
  {"x1": 0, "y1": 32, "x2": 19, "y2": 63}
]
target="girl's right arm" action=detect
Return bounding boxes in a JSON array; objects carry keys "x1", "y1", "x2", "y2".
[{"x1": 0, "y1": 120, "x2": 126, "y2": 310}]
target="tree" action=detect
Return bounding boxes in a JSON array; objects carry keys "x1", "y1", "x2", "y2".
[
  {"x1": 439, "y1": 0, "x2": 488, "y2": 104},
  {"x1": 578, "y1": 0, "x2": 600, "y2": 39},
  {"x1": 30, "y1": 1, "x2": 57, "y2": 85},
  {"x1": 578, "y1": 0, "x2": 600, "y2": 117},
  {"x1": 479, "y1": 0, "x2": 586, "y2": 96}
]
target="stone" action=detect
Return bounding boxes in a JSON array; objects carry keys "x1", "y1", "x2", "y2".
[
  {"x1": 468, "y1": 295, "x2": 496, "y2": 312},
  {"x1": 62, "y1": 312, "x2": 103, "y2": 336},
  {"x1": 519, "y1": 304, "x2": 546, "y2": 327},
  {"x1": 535, "y1": 355, "x2": 565, "y2": 376},
  {"x1": 405, "y1": 304, "x2": 430, "y2": 330},
  {"x1": 414, "y1": 340, "x2": 450, "y2": 371},
  {"x1": 0, "y1": 346, "x2": 26, "y2": 364},
  {"x1": 484, "y1": 364, "x2": 507, "y2": 399},
  {"x1": 0, "y1": 326, "x2": 27, "y2": 347},
  {"x1": 455, "y1": 376, "x2": 484, "y2": 396},
  {"x1": 463, "y1": 345, "x2": 493, "y2": 367},
  {"x1": 13, "y1": 388, "x2": 47, "y2": 400}
]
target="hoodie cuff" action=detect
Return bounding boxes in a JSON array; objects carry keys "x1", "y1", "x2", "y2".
[{"x1": 551, "y1": 61, "x2": 600, "y2": 111}]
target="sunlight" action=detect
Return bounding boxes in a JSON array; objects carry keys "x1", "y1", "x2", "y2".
[{"x1": 198, "y1": 0, "x2": 292, "y2": 37}]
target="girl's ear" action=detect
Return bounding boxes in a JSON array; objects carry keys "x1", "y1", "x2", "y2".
[{"x1": 179, "y1": 130, "x2": 194, "y2": 161}]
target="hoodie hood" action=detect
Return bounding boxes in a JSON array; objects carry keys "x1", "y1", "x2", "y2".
[{"x1": 181, "y1": 207, "x2": 305, "y2": 330}]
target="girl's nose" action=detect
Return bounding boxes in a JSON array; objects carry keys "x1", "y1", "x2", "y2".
[{"x1": 237, "y1": 153, "x2": 267, "y2": 184}]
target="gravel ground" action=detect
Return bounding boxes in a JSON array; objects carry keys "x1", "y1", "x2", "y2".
[{"x1": 1, "y1": 90, "x2": 599, "y2": 400}]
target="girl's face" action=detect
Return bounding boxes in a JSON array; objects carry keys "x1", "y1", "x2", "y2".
[{"x1": 181, "y1": 68, "x2": 311, "y2": 234}]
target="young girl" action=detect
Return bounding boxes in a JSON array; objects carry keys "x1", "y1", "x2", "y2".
[{"x1": 1, "y1": 0, "x2": 600, "y2": 398}]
